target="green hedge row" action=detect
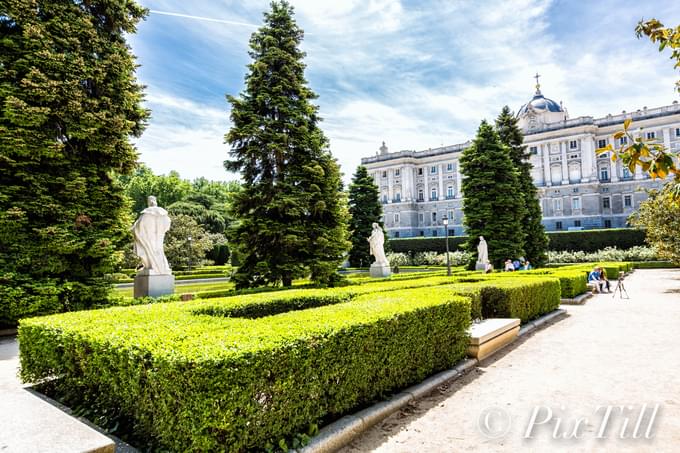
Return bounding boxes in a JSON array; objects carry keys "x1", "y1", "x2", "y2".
[
  {"x1": 389, "y1": 228, "x2": 646, "y2": 253},
  {"x1": 20, "y1": 285, "x2": 471, "y2": 452},
  {"x1": 632, "y1": 261, "x2": 679, "y2": 269}
]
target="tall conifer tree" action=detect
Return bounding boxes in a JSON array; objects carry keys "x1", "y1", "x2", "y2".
[
  {"x1": 348, "y1": 166, "x2": 383, "y2": 267},
  {"x1": 495, "y1": 106, "x2": 548, "y2": 266},
  {"x1": 0, "y1": 0, "x2": 148, "y2": 326},
  {"x1": 460, "y1": 121, "x2": 524, "y2": 269},
  {"x1": 225, "y1": 1, "x2": 350, "y2": 288}
]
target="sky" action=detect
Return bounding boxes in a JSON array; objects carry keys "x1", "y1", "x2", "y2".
[{"x1": 128, "y1": 0, "x2": 680, "y2": 184}]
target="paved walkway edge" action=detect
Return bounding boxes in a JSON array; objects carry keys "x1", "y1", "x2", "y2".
[{"x1": 300, "y1": 308, "x2": 567, "y2": 453}]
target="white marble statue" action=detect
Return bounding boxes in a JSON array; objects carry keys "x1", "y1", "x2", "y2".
[
  {"x1": 368, "y1": 222, "x2": 389, "y2": 266},
  {"x1": 132, "y1": 195, "x2": 172, "y2": 275},
  {"x1": 477, "y1": 236, "x2": 489, "y2": 264}
]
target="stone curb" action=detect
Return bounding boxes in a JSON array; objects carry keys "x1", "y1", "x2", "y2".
[
  {"x1": 300, "y1": 310, "x2": 566, "y2": 453},
  {"x1": 0, "y1": 328, "x2": 17, "y2": 337},
  {"x1": 560, "y1": 292, "x2": 592, "y2": 305}
]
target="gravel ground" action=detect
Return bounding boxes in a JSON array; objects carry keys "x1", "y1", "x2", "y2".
[{"x1": 341, "y1": 269, "x2": 680, "y2": 453}]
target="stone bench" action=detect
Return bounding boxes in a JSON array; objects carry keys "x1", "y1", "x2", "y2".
[{"x1": 467, "y1": 318, "x2": 520, "y2": 361}]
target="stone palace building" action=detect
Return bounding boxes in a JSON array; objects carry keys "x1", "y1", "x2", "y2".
[{"x1": 361, "y1": 79, "x2": 680, "y2": 238}]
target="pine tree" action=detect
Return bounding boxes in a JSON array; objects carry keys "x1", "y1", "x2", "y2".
[
  {"x1": 460, "y1": 120, "x2": 524, "y2": 269},
  {"x1": 225, "y1": 1, "x2": 350, "y2": 288},
  {"x1": 495, "y1": 106, "x2": 548, "y2": 266},
  {"x1": 348, "y1": 166, "x2": 384, "y2": 267},
  {"x1": 0, "y1": 0, "x2": 148, "y2": 326}
]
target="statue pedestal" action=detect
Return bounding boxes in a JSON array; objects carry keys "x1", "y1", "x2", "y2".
[
  {"x1": 475, "y1": 262, "x2": 487, "y2": 272},
  {"x1": 370, "y1": 263, "x2": 392, "y2": 278},
  {"x1": 134, "y1": 273, "x2": 175, "y2": 298}
]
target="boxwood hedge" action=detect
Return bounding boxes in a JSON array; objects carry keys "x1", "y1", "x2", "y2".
[{"x1": 20, "y1": 285, "x2": 471, "y2": 452}]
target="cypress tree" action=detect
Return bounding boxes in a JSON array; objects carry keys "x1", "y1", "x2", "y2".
[
  {"x1": 460, "y1": 120, "x2": 524, "y2": 269},
  {"x1": 225, "y1": 1, "x2": 350, "y2": 288},
  {"x1": 495, "y1": 106, "x2": 548, "y2": 266},
  {"x1": 348, "y1": 166, "x2": 384, "y2": 267},
  {"x1": 0, "y1": 0, "x2": 148, "y2": 326}
]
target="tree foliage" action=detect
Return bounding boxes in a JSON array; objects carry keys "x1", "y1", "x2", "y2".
[
  {"x1": 598, "y1": 19, "x2": 680, "y2": 198},
  {"x1": 460, "y1": 120, "x2": 524, "y2": 269},
  {"x1": 0, "y1": 0, "x2": 148, "y2": 326},
  {"x1": 164, "y1": 214, "x2": 220, "y2": 270},
  {"x1": 631, "y1": 186, "x2": 680, "y2": 265},
  {"x1": 123, "y1": 165, "x2": 192, "y2": 213},
  {"x1": 348, "y1": 166, "x2": 384, "y2": 267},
  {"x1": 225, "y1": 1, "x2": 350, "y2": 288},
  {"x1": 495, "y1": 106, "x2": 548, "y2": 266}
]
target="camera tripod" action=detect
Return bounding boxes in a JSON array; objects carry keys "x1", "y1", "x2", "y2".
[{"x1": 612, "y1": 276, "x2": 629, "y2": 299}]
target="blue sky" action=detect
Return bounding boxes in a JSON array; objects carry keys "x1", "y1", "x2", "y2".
[{"x1": 129, "y1": 0, "x2": 680, "y2": 184}]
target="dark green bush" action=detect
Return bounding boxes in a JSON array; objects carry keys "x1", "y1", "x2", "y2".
[
  {"x1": 19, "y1": 285, "x2": 470, "y2": 452},
  {"x1": 207, "y1": 244, "x2": 230, "y2": 266},
  {"x1": 389, "y1": 229, "x2": 646, "y2": 254},
  {"x1": 546, "y1": 229, "x2": 645, "y2": 252}
]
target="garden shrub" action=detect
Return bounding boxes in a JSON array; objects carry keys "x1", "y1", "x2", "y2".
[
  {"x1": 475, "y1": 278, "x2": 560, "y2": 322},
  {"x1": 389, "y1": 229, "x2": 646, "y2": 254},
  {"x1": 19, "y1": 285, "x2": 471, "y2": 452},
  {"x1": 632, "y1": 261, "x2": 679, "y2": 269}
]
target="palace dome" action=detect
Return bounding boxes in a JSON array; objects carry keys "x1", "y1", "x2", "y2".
[{"x1": 517, "y1": 92, "x2": 564, "y2": 116}]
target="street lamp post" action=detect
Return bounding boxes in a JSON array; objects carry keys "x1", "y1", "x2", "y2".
[
  {"x1": 187, "y1": 235, "x2": 193, "y2": 272},
  {"x1": 443, "y1": 216, "x2": 451, "y2": 276}
]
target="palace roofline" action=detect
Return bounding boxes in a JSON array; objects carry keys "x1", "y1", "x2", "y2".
[{"x1": 361, "y1": 101, "x2": 680, "y2": 165}]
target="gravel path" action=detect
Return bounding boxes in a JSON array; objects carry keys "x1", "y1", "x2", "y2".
[{"x1": 341, "y1": 269, "x2": 680, "y2": 453}]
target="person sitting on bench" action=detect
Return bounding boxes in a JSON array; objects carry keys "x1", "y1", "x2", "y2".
[
  {"x1": 588, "y1": 268, "x2": 605, "y2": 293},
  {"x1": 597, "y1": 267, "x2": 611, "y2": 293}
]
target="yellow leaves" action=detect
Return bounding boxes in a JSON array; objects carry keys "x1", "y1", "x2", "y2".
[
  {"x1": 596, "y1": 143, "x2": 613, "y2": 154},
  {"x1": 623, "y1": 118, "x2": 632, "y2": 130},
  {"x1": 613, "y1": 130, "x2": 626, "y2": 139}
]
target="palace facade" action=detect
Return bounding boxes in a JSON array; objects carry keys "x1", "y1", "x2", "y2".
[{"x1": 360, "y1": 82, "x2": 680, "y2": 238}]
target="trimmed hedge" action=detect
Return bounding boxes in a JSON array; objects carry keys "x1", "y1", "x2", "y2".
[
  {"x1": 389, "y1": 229, "x2": 646, "y2": 254},
  {"x1": 547, "y1": 229, "x2": 645, "y2": 252},
  {"x1": 470, "y1": 278, "x2": 561, "y2": 322},
  {"x1": 20, "y1": 285, "x2": 471, "y2": 452},
  {"x1": 632, "y1": 261, "x2": 679, "y2": 269}
]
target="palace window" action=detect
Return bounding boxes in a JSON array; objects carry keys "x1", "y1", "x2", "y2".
[
  {"x1": 569, "y1": 153, "x2": 579, "y2": 159},
  {"x1": 432, "y1": 230, "x2": 438, "y2": 237},
  {"x1": 447, "y1": 186, "x2": 454, "y2": 198},
  {"x1": 675, "y1": 128, "x2": 680, "y2": 137},
  {"x1": 382, "y1": 171, "x2": 387, "y2": 178},
  {"x1": 604, "y1": 219, "x2": 612, "y2": 228},
  {"x1": 602, "y1": 197, "x2": 611, "y2": 209},
  {"x1": 430, "y1": 166, "x2": 437, "y2": 174},
  {"x1": 553, "y1": 198, "x2": 563, "y2": 212},
  {"x1": 418, "y1": 190, "x2": 424, "y2": 202},
  {"x1": 395, "y1": 169, "x2": 400, "y2": 177},
  {"x1": 419, "y1": 230, "x2": 425, "y2": 236},
  {"x1": 646, "y1": 131, "x2": 656, "y2": 140},
  {"x1": 624, "y1": 195, "x2": 632, "y2": 208},
  {"x1": 569, "y1": 140, "x2": 578, "y2": 149},
  {"x1": 382, "y1": 194, "x2": 388, "y2": 203},
  {"x1": 394, "y1": 231, "x2": 400, "y2": 238},
  {"x1": 622, "y1": 167, "x2": 632, "y2": 179},
  {"x1": 556, "y1": 221, "x2": 563, "y2": 230},
  {"x1": 431, "y1": 188, "x2": 437, "y2": 200},
  {"x1": 530, "y1": 146, "x2": 538, "y2": 155},
  {"x1": 418, "y1": 213, "x2": 424, "y2": 222},
  {"x1": 599, "y1": 167, "x2": 609, "y2": 181},
  {"x1": 619, "y1": 136, "x2": 628, "y2": 145},
  {"x1": 598, "y1": 139, "x2": 607, "y2": 148},
  {"x1": 448, "y1": 210, "x2": 455, "y2": 221},
  {"x1": 447, "y1": 163, "x2": 453, "y2": 171},
  {"x1": 574, "y1": 220, "x2": 581, "y2": 227},
  {"x1": 394, "y1": 213, "x2": 400, "y2": 224},
  {"x1": 572, "y1": 197, "x2": 581, "y2": 211},
  {"x1": 394, "y1": 192, "x2": 401, "y2": 202},
  {"x1": 417, "y1": 168, "x2": 423, "y2": 176},
  {"x1": 431, "y1": 212, "x2": 437, "y2": 222}
]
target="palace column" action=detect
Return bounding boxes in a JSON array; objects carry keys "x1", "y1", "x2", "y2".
[
  {"x1": 387, "y1": 168, "x2": 393, "y2": 202},
  {"x1": 560, "y1": 141, "x2": 569, "y2": 184},
  {"x1": 438, "y1": 164, "x2": 444, "y2": 200},
  {"x1": 580, "y1": 136, "x2": 595, "y2": 182},
  {"x1": 542, "y1": 144, "x2": 551, "y2": 186},
  {"x1": 455, "y1": 161, "x2": 463, "y2": 197}
]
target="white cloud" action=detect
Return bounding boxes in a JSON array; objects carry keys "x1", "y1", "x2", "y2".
[{"x1": 133, "y1": 0, "x2": 680, "y2": 185}]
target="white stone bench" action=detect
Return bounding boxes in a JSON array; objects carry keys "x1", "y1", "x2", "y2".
[{"x1": 468, "y1": 318, "x2": 520, "y2": 361}]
